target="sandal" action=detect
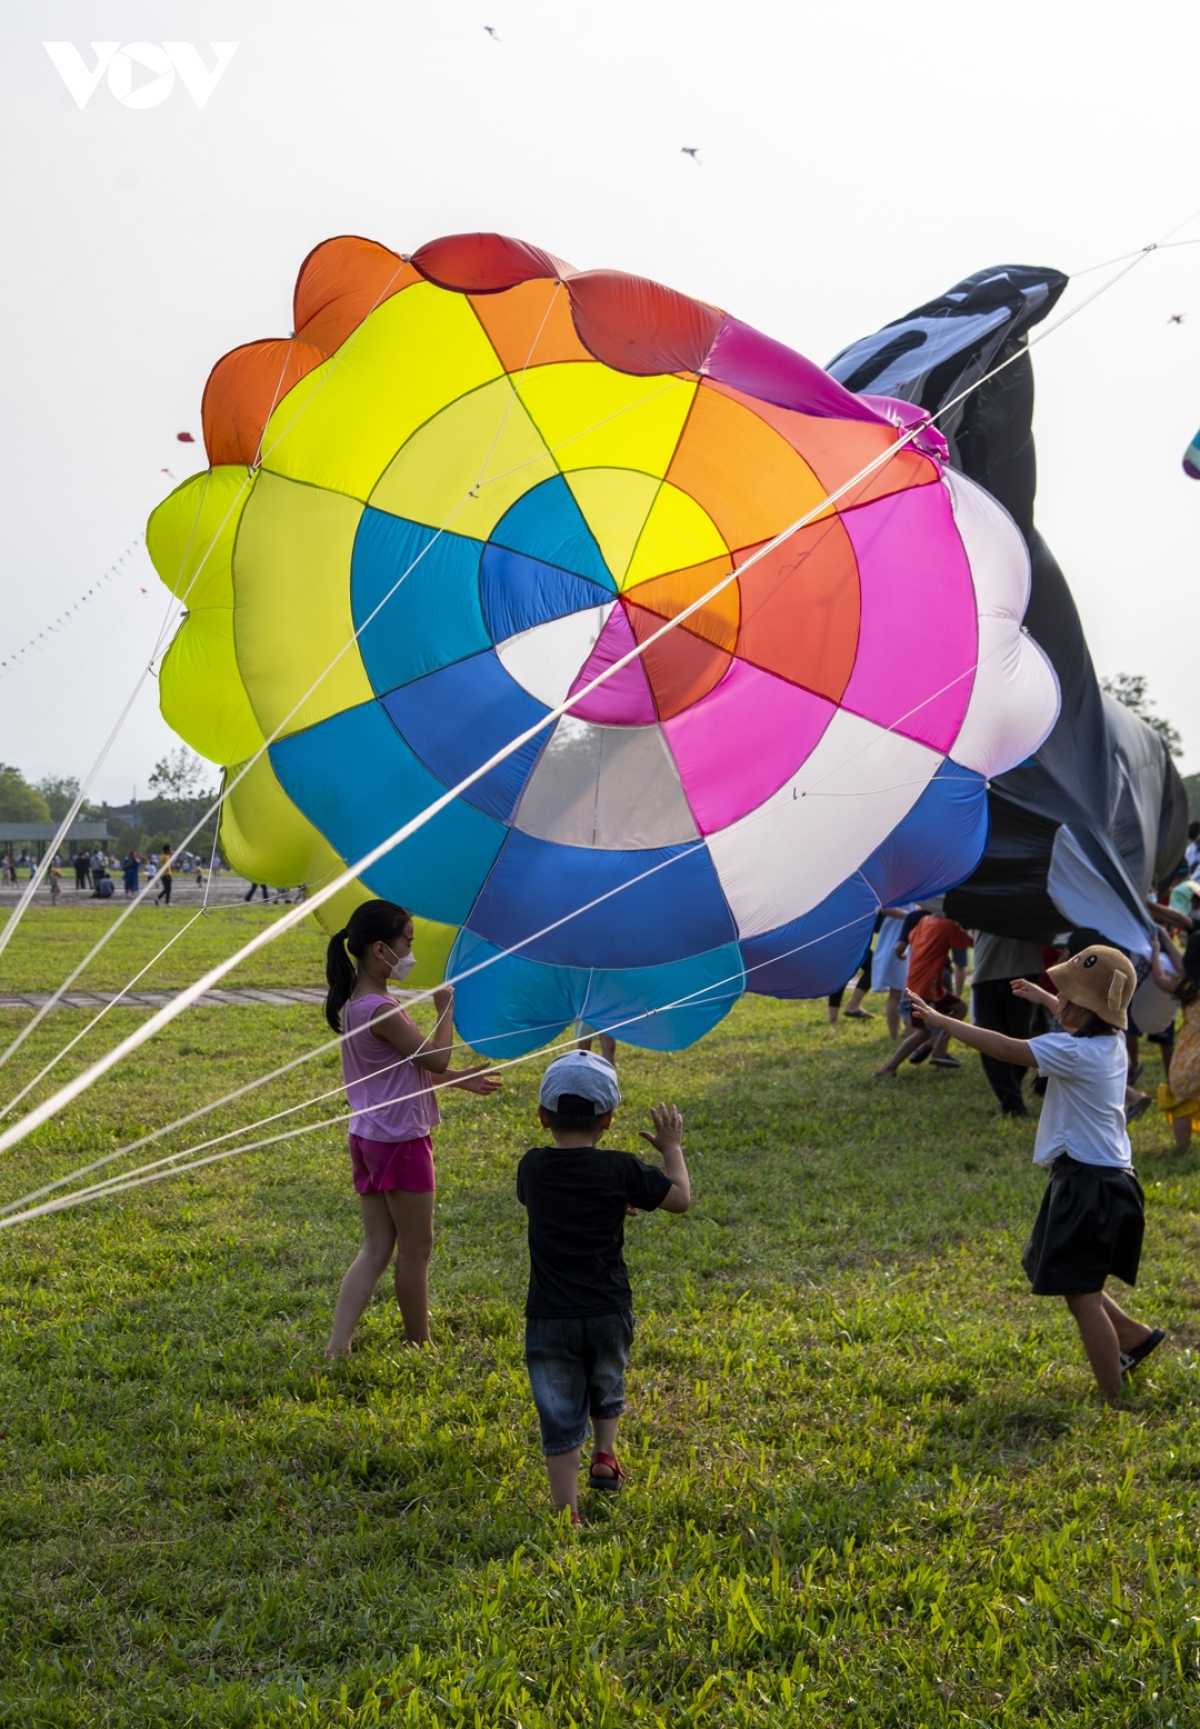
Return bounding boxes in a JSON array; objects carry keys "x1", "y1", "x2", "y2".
[
  {"x1": 587, "y1": 1451, "x2": 626, "y2": 1492},
  {"x1": 844, "y1": 1008, "x2": 874, "y2": 1020},
  {"x1": 1120, "y1": 1327, "x2": 1165, "y2": 1377},
  {"x1": 1125, "y1": 1093, "x2": 1152, "y2": 1124}
]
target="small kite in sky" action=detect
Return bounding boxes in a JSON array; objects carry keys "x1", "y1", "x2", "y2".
[
  {"x1": 484, "y1": 26, "x2": 500, "y2": 39},
  {"x1": 177, "y1": 431, "x2": 195, "y2": 443},
  {"x1": 681, "y1": 147, "x2": 700, "y2": 161}
]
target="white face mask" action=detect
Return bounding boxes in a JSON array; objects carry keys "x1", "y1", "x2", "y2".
[{"x1": 384, "y1": 944, "x2": 416, "y2": 982}]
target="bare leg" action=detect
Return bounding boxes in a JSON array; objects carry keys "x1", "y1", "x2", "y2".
[
  {"x1": 1173, "y1": 1116, "x2": 1192, "y2": 1151},
  {"x1": 876, "y1": 1026, "x2": 929, "y2": 1076},
  {"x1": 953, "y1": 964, "x2": 967, "y2": 998},
  {"x1": 1099, "y1": 1291, "x2": 1153, "y2": 1353},
  {"x1": 326, "y1": 1193, "x2": 397, "y2": 1358},
  {"x1": 886, "y1": 990, "x2": 902, "y2": 1041},
  {"x1": 845, "y1": 986, "x2": 868, "y2": 1015},
  {"x1": 385, "y1": 1188, "x2": 436, "y2": 1344},
  {"x1": 546, "y1": 1447, "x2": 582, "y2": 1517},
  {"x1": 597, "y1": 1035, "x2": 617, "y2": 1064},
  {"x1": 1064, "y1": 1291, "x2": 1123, "y2": 1402},
  {"x1": 589, "y1": 1415, "x2": 620, "y2": 1479}
]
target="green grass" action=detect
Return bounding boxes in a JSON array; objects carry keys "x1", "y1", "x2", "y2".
[
  {"x1": 1, "y1": 915, "x2": 1200, "y2": 1725},
  {"x1": 0, "y1": 903, "x2": 329, "y2": 993}
]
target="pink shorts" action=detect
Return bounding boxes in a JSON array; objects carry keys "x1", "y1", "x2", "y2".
[{"x1": 348, "y1": 1133, "x2": 436, "y2": 1195}]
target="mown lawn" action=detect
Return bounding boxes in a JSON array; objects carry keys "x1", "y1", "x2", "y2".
[{"x1": 1, "y1": 908, "x2": 1200, "y2": 1725}]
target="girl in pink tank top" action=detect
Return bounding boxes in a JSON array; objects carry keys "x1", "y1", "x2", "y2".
[{"x1": 323, "y1": 899, "x2": 501, "y2": 1356}]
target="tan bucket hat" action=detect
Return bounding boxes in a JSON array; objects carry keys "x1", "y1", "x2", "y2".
[{"x1": 1047, "y1": 944, "x2": 1137, "y2": 1030}]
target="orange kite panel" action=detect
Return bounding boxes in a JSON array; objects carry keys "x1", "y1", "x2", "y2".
[
  {"x1": 625, "y1": 597, "x2": 732, "y2": 719},
  {"x1": 735, "y1": 516, "x2": 860, "y2": 702},
  {"x1": 624, "y1": 554, "x2": 739, "y2": 652},
  {"x1": 468, "y1": 279, "x2": 594, "y2": 372},
  {"x1": 293, "y1": 237, "x2": 419, "y2": 355},
  {"x1": 667, "y1": 382, "x2": 827, "y2": 550},
  {"x1": 704, "y1": 379, "x2": 938, "y2": 515},
  {"x1": 201, "y1": 337, "x2": 327, "y2": 467}
]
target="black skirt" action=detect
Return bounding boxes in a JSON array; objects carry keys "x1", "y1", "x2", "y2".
[{"x1": 1022, "y1": 1154, "x2": 1145, "y2": 1295}]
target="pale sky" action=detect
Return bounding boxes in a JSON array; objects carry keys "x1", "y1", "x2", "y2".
[{"x1": 2, "y1": 0, "x2": 1198, "y2": 804}]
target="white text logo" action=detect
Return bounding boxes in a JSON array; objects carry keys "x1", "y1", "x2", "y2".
[{"x1": 43, "y1": 42, "x2": 239, "y2": 110}]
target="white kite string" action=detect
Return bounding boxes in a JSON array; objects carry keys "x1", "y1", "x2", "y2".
[
  {"x1": 0, "y1": 903, "x2": 877, "y2": 1230},
  {"x1": 0, "y1": 219, "x2": 1177, "y2": 1155}
]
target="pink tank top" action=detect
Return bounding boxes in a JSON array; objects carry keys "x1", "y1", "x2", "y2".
[{"x1": 340, "y1": 993, "x2": 441, "y2": 1143}]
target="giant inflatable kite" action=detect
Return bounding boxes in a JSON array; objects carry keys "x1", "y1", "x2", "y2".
[
  {"x1": 829, "y1": 265, "x2": 1187, "y2": 956},
  {"x1": 148, "y1": 234, "x2": 1057, "y2": 1051}
]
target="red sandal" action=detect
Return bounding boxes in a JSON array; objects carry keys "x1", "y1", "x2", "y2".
[{"x1": 588, "y1": 1451, "x2": 626, "y2": 1492}]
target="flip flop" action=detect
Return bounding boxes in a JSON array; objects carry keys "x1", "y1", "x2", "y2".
[
  {"x1": 844, "y1": 1008, "x2": 874, "y2": 1020},
  {"x1": 1125, "y1": 1094, "x2": 1152, "y2": 1124}
]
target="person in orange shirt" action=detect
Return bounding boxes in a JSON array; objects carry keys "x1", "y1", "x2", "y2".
[{"x1": 874, "y1": 914, "x2": 972, "y2": 1078}]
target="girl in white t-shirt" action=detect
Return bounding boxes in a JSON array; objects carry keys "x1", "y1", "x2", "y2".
[{"x1": 910, "y1": 944, "x2": 1164, "y2": 1404}]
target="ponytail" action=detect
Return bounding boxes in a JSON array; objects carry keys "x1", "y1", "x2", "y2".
[{"x1": 323, "y1": 898, "x2": 412, "y2": 1032}]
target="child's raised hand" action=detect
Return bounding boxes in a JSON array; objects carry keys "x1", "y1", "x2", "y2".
[
  {"x1": 432, "y1": 985, "x2": 455, "y2": 1014},
  {"x1": 455, "y1": 1063, "x2": 502, "y2": 1095},
  {"x1": 1010, "y1": 978, "x2": 1038, "y2": 1001},
  {"x1": 639, "y1": 1102, "x2": 683, "y2": 1156}
]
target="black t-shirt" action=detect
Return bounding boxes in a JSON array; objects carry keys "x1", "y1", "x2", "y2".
[{"x1": 516, "y1": 1145, "x2": 674, "y2": 1318}]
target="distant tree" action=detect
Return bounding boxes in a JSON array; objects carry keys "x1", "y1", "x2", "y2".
[
  {"x1": 35, "y1": 774, "x2": 82, "y2": 822},
  {"x1": 0, "y1": 764, "x2": 51, "y2": 824},
  {"x1": 147, "y1": 747, "x2": 215, "y2": 801},
  {"x1": 1100, "y1": 673, "x2": 1183, "y2": 759}
]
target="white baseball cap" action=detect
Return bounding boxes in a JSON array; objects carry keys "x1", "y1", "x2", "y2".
[{"x1": 539, "y1": 1051, "x2": 621, "y2": 1114}]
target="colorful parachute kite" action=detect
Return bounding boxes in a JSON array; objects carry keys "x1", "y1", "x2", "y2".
[
  {"x1": 147, "y1": 233, "x2": 1058, "y2": 1053},
  {"x1": 1184, "y1": 426, "x2": 1200, "y2": 478}
]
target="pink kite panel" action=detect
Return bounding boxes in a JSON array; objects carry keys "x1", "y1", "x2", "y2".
[
  {"x1": 838, "y1": 484, "x2": 977, "y2": 754},
  {"x1": 664, "y1": 659, "x2": 837, "y2": 834},
  {"x1": 567, "y1": 604, "x2": 657, "y2": 726}
]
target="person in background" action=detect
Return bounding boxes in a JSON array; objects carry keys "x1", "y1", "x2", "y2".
[
  {"x1": 155, "y1": 844, "x2": 173, "y2": 906},
  {"x1": 244, "y1": 881, "x2": 269, "y2": 903},
  {"x1": 1185, "y1": 820, "x2": 1200, "y2": 874},
  {"x1": 122, "y1": 852, "x2": 140, "y2": 898},
  {"x1": 1150, "y1": 930, "x2": 1200, "y2": 1151},
  {"x1": 971, "y1": 930, "x2": 1046, "y2": 1118},
  {"x1": 911, "y1": 946, "x2": 1163, "y2": 1404},
  {"x1": 575, "y1": 1022, "x2": 618, "y2": 1065},
  {"x1": 74, "y1": 851, "x2": 90, "y2": 891},
  {"x1": 828, "y1": 919, "x2": 879, "y2": 1024},
  {"x1": 48, "y1": 862, "x2": 62, "y2": 905},
  {"x1": 874, "y1": 912, "x2": 972, "y2": 1078}
]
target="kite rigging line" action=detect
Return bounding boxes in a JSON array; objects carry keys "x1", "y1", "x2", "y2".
[{"x1": 0, "y1": 900, "x2": 880, "y2": 1230}]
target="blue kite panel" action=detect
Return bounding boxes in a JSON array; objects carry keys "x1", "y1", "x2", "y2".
[
  {"x1": 465, "y1": 831, "x2": 737, "y2": 969},
  {"x1": 740, "y1": 876, "x2": 880, "y2": 999},
  {"x1": 857, "y1": 760, "x2": 988, "y2": 909},
  {"x1": 271, "y1": 700, "x2": 506, "y2": 926},
  {"x1": 448, "y1": 929, "x2": 745, "y2": 1058},
  {"x1": 480, "y1": 544, "x2": 613, "y2": 643},
  {"x1": 381, "y1": 650, "x2": 550, "y2": 822},
  {"x1": 352, "y1": 511, "x2": 488, "y2": 693},
  {"x1": 490, "y1": 476, "x2": 615, "y2": 589}
]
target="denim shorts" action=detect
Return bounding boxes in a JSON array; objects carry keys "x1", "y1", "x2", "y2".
[{"x1": 523, "y1": 1310, "x2": 634, "y2": 1455}]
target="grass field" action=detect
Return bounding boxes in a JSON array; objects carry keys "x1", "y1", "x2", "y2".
[{"x1": 2, "y1": 908, "x2": 1200, "y2": 1725}]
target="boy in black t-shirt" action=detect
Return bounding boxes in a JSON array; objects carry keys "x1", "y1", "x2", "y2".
[{"x1": 517, "y1": 1050, "x2": 691, "y2": 1524}]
